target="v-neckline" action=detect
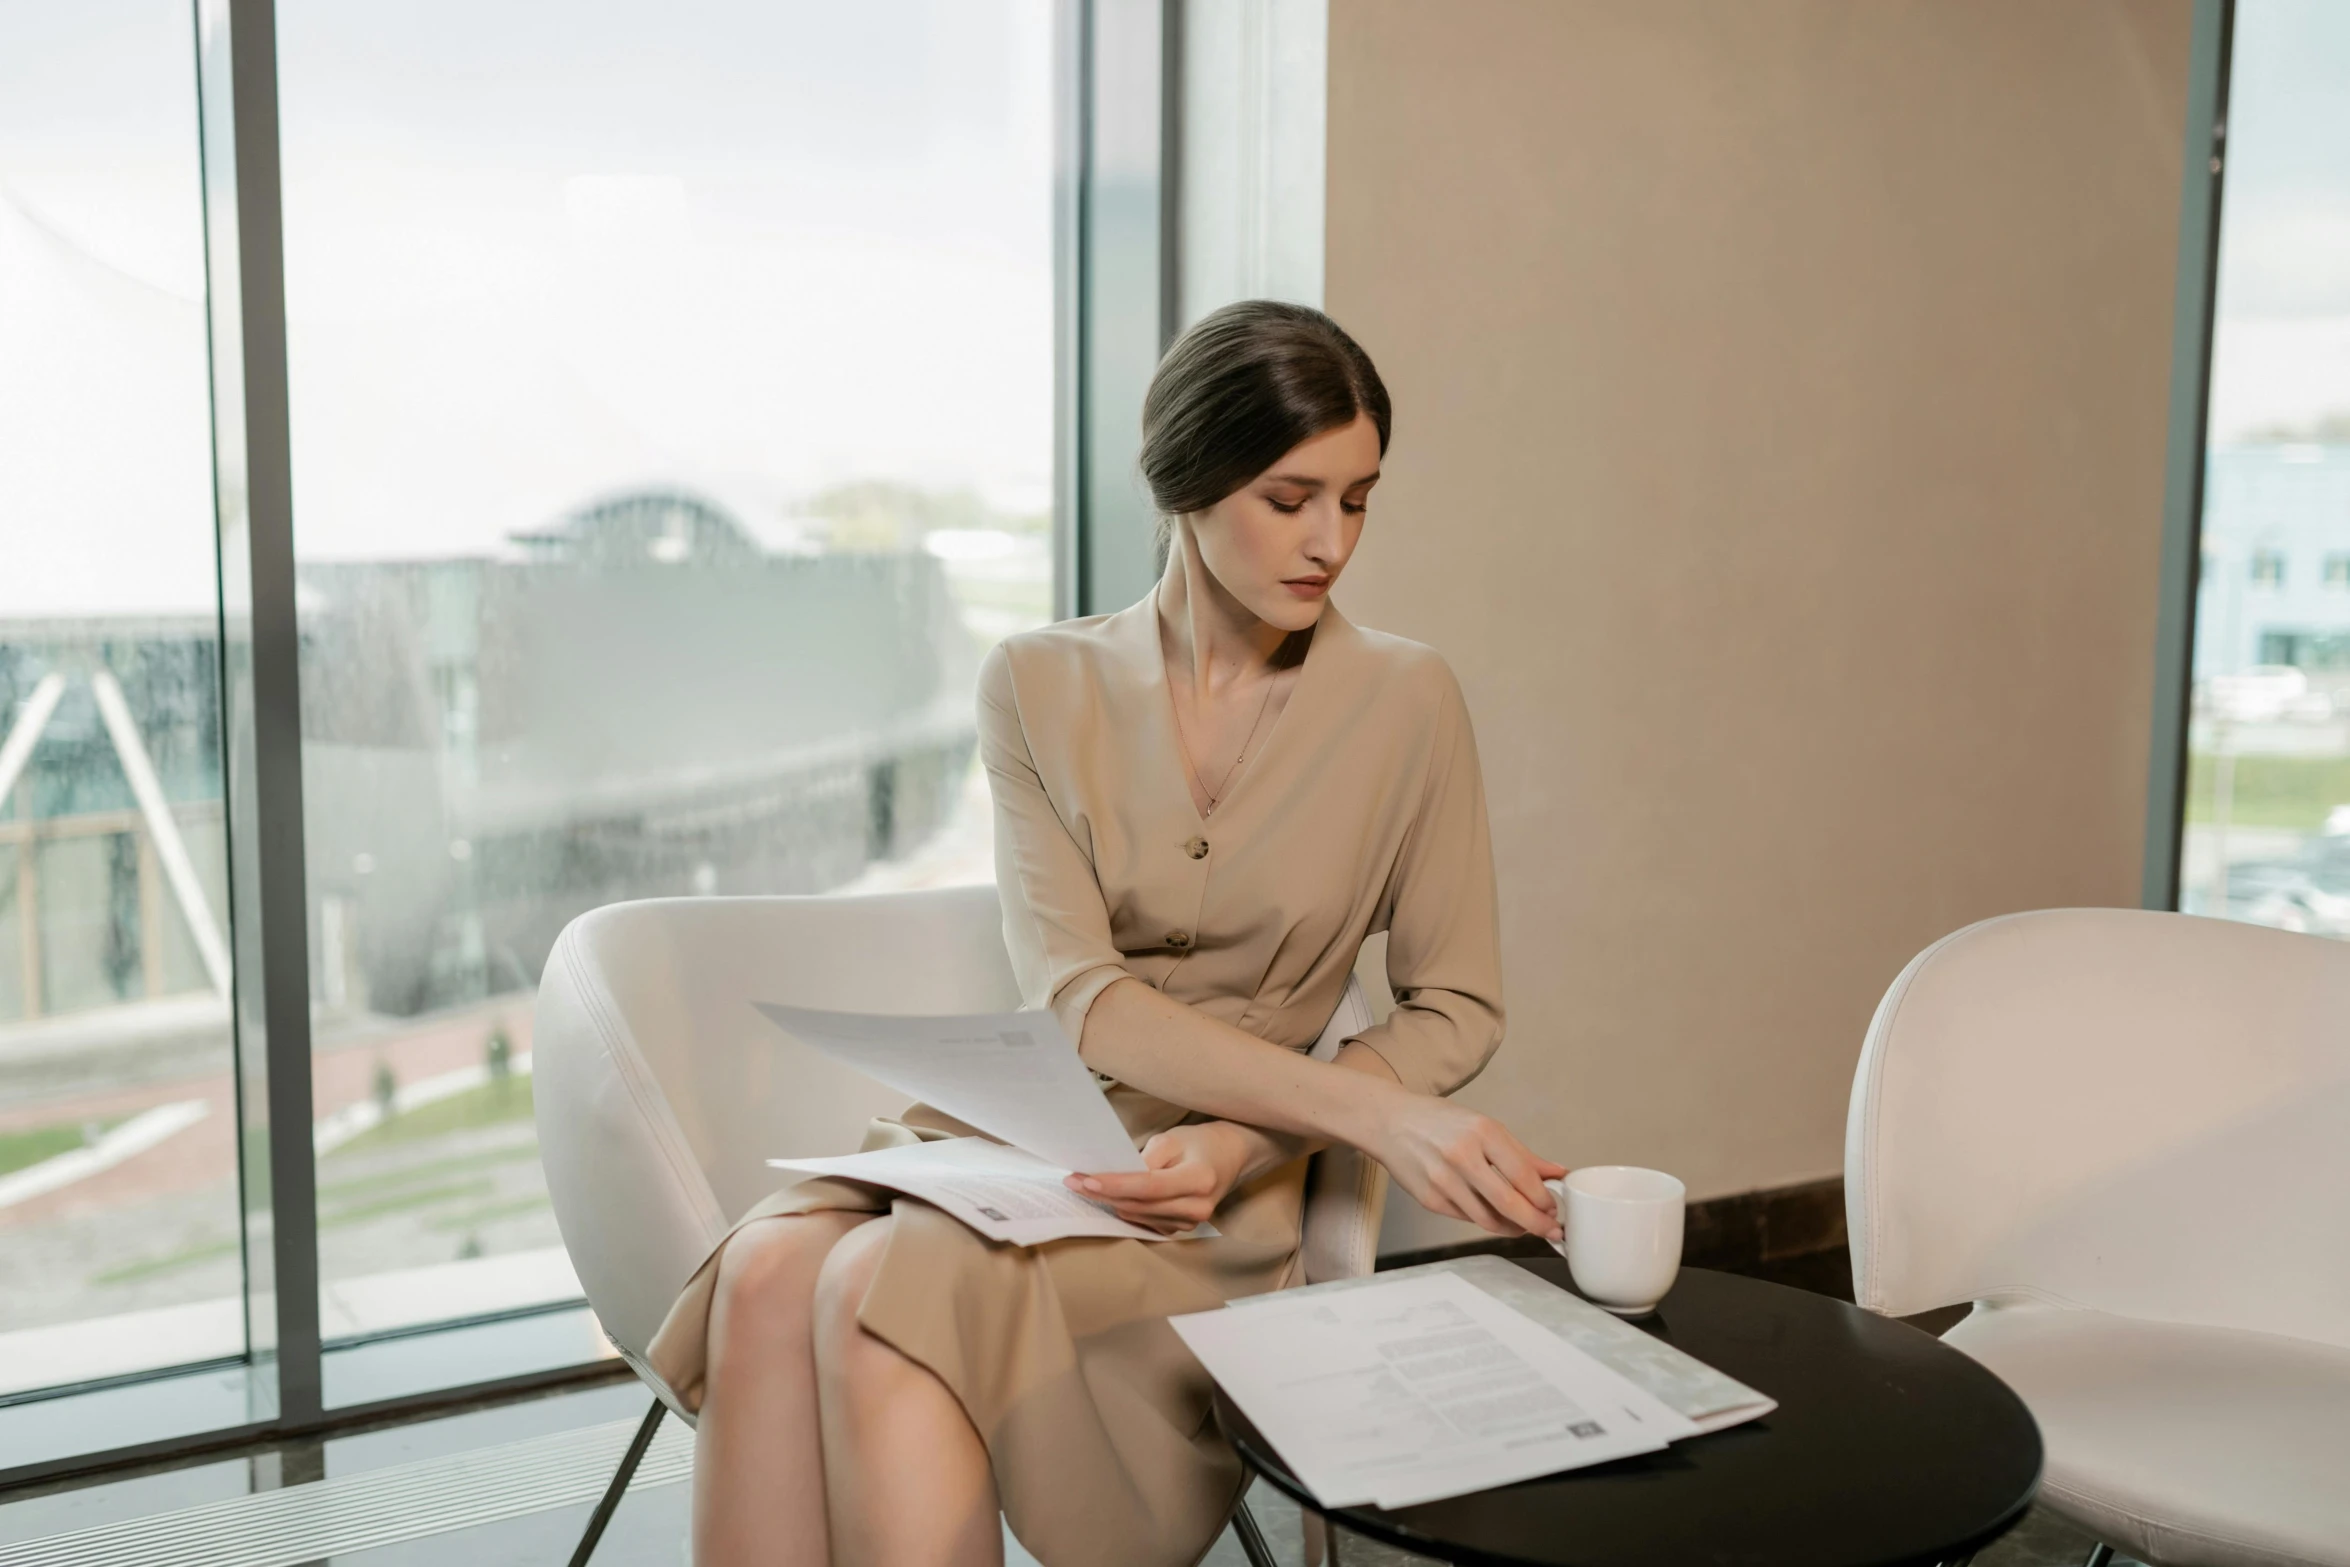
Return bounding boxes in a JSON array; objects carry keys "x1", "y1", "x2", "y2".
[{"x1": 1146, "y1": 599, "x2": 1326, "y2": 828}]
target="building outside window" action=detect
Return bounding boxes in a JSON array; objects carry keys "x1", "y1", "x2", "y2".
[
  {"x1": 2177, "y1": 1, "x2": 2350, "y2": 938},
  {"x1": 1, "y1": 0, "x2": 1056, "y2": 1414},
  {"x1": 274, "y1": 0, "x2": 1055, "y2": 1359},
  {"x1": 0, "y1": 0, "x2": 244, "y2": 1400},
  {"x1": 0, "y1": 0, "x2": 1331, "y2": 1481}
]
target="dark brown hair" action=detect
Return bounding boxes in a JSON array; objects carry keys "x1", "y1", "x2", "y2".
[{"x1": 1139, "y1": 301, "x2": 1391, "y2": 541}]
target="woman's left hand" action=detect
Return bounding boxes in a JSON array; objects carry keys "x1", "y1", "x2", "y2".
[{"x1": 1066, "y1": 1123, "x2": 1249, "y2": 1235}]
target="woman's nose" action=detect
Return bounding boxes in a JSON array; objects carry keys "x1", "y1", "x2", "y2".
[{"x1": 1303, "y1": 500, "x2": 1346, "y2": 566}]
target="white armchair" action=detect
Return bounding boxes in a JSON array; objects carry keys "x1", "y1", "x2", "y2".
[
  {"x1": 1846, "y1": 908, "x2": 2350, "y2": 1567},
  {"x1": 533, "y1": 885, "x2": 1388, "y2": 1564}
]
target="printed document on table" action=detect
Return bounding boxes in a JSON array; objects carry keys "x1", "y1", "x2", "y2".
[
  {"x1": 1171, "y1": 1270, "x2": 1699, "y2": 1509},
  {"x1": 752, "y1": 1002, "x2": 1144, "y2": 1174},
  {"x1": 1254, "y1": 1254, "x2": 1777, "y2": 1435},
  {"x1": 769, "y1": 1137, "x2": 1187, "y2": 1245}
]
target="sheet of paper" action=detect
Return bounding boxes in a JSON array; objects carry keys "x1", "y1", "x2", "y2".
[
  {"x1": 1442, "y1": 1255, "x2": 1775, "y2": 1432},
  {"x1": 752, "y1": 1002, "x2": 1144, "y2": 1174},
  {"x1": 1172, "y1": 1271, "x2": 1699, "y2": 1509},
  {"x1": 1242, "y1": 1254, "x2": 1777, "y2": 1435},
  {"x1": 769, "y1": 1137, "x2": 1190, "y2": 1245}
]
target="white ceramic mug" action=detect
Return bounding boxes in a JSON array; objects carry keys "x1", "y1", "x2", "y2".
[{"x1": 1544, "y1": 1166, "x2": 1685, "y2": 1315}]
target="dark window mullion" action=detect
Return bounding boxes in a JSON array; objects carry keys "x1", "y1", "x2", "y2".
[
  {"x1": 2146, "y1": 0, "x2": 2236, "y2": 911},
  {"x1": 216, "y1": 0, "x2": 324, "y2": 1426}
]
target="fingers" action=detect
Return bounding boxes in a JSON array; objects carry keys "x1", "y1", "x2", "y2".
[
  {"x1": 1417, "y1": 1121, "x2": 1560, "y2": 1240},
  {"x1": 1425, "y1": 1165, "x2": 1515, "y2": 1235},
  {"x1": 1071, "y1": 1130, "x2": 1201, "y2": 1200},
  {"x1": 1069, "y1": 1164, "x2": 1213, "y2": 1203},
  {"x1": 1375, "y1": 1103, "x2": 1568, "y2": 1237},
  {"x1": 1069, "y1": 1130, "x2": 1238, "y2": 1233},
  {"x1": 1091, "y1": 1182, "x2": 1214, "y2": 1214},
  {"x1": 1098, "y1": 1187, "x2": 1218, "y2": 1230},
  {"x1": 1112, "y1": 1201, "x2": 1215, "y2": 1231},
  {"x1": 1090, "y1": 1194, "x2": 1210, "y2": 1231},
  {"x1": 1481, "y1": 1129, "x2": 1565, "y2": 1231},
  {"x1": 1436, "y1": 1119, "x2": 1564, "y2": 1238},
  {"x1": 1461, "y1": 1154, "x2": 1561, "y2": 1240}
]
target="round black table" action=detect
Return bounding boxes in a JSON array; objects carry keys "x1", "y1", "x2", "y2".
[{"x1": 1214, "y1": 1261, "x2": 2040, "y2": 1567}]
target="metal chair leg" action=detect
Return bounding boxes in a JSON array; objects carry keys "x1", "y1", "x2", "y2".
[
  {"x1": 2083, "y1": 1547, "x2": 2114, "y2": 1567},
  {"x1": 1230, "y1": 1494, "x2": 1280, "y2": 1567},
  {"x1": 567, "y1": 1398, "x2": 666, "y2": 1567}
]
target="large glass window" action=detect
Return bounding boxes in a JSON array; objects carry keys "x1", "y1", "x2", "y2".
[
  {"x1": 272, "y1": 0, "x2": 1057, "y2": 1352},
  {"x1": 2177, "y1": 1, "x2": 2350, "y2": 935},
  {"x1": 0, "y1": 0, "x2": 1125, "y2": 1477},
  {"x1": 0, "y1": 0, "x2": 247, "y2": 1395}
]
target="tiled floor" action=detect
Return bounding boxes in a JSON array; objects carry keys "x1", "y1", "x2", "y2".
[
  {"x1": 0, "y1": 1380, "x2": 685, "y2": 1562},
  {"x1": 0, "y1": 1277, "x2": 2139, "y2": 1567}
]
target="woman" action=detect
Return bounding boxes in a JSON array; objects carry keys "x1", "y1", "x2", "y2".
[{"x1": 649, "y1": 300, "x2": 1564, "y2": 1567}]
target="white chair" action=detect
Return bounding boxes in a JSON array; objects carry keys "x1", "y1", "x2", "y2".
[
  {"x1": 1845, "y1": 907, "x2": 2350, "y2": 1567},
  {"x1": 533, "y1": 885, "x2": 1389, "y2": 1566}
]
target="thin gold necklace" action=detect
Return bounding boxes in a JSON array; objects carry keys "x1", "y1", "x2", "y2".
[{"x1": 1176, "y1": 662, "x2": 1281, "y2": 816}]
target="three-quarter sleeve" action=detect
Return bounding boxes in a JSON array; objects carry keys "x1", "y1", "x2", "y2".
[
  {"x1": 1347, "y1": 666, "x2": 1506, "y2": 1098},
  {"x1": 977, "y1": 644, "x2": 1133, "y2": 1046}
]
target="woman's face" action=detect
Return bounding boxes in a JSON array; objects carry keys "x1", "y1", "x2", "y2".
[{"x1": 1189, "y1": 414, "x2": 1383, "y2": 634}]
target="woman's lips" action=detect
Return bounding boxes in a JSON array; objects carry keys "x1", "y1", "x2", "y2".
[{"x1": 1282, "y1": 576, "x2": 1331, "y2": 598}]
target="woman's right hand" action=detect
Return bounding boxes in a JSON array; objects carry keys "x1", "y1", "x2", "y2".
[{"x1": 1365, "y1": 1091, "x2": 1565, "y2": 1242}]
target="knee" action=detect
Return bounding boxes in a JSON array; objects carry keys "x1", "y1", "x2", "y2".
[
  {"x1": 810, "y1": 1217, "x2": 892, "y2": 1357},
  {"x1": 711, "y1": 1217, "x2": 838, "y2": 1336}
]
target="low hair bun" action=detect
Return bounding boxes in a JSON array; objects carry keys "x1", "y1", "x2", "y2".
[{"x1": 1139, "y1": 301, "x2": 1391, "y2": 529}]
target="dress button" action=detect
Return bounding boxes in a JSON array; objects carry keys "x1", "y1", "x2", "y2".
[
  {"x1": 1165, "y1": 931, "x2": 1193, "y2": 951},
  {"x1": 1185, "y1": 836, "x2": 1210, "y2": 860}
]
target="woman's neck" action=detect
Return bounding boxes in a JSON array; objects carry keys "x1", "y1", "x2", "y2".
[{"x1": 1155, "y1": 528, "x2": 1292, "y2": 697}]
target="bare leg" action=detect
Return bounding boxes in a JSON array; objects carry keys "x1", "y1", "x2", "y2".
[
  {"x1": 694, "y1": 1210, "x2": 875, "y2": 1567},
  {"x1": 813, "y1": 1219, "x2": 1004, "y2": 1567}
]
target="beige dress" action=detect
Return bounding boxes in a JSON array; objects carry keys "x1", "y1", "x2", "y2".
[{"x1": 647, "y1": 595, "x2": 1503, "y2": 1567}]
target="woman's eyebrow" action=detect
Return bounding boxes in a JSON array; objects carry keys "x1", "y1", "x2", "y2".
[{"x1": 1263, "y1": 469, "x2": 1381, "y2": 490}]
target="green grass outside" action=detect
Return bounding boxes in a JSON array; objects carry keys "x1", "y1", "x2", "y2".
[
  {"x1": 94, "y1": 1238, "x2": 241, "y2": 1287},
  {"x1": 2185, "y1": 752, "x2": 2350, "y2": 831},
  {"x1": 328, "y1": 1075, "x2": 534, "y2": 1159},
  {"x1": 0, "y1": 1123, "x2": 93, "y2": 1179},
  {"x1": 317, "y1": 1142, "x2": 540, "y2": 1197},
  {"x1": 319, "y1": 1177, "x2": 496, "y2": 1230},
  {"x1": 0, "y1": 1117, "x2": 123, "y2": 1178},
  {"x1": 427, "y1": 1194, "x2": 553, "y2": 1233},
  {"x1": 84, "y1": 1085, "x2": 540, "y2": 1289}
]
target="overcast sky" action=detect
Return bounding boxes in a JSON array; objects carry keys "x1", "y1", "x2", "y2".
[
  {"x1": 3, "y1": 0, "x2": 2347, "y2": 618},
  {"x1": 0, "y1": 0, "x2": 1054, "y2": 615},
  {"x1": 2206, "y1": 0, "x2": 2350, "y2": 439}
]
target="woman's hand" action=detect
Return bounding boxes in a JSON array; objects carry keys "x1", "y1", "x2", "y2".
[
  {"x1": 1365, "y1": 1092, "x2": 1565, "y2": 1242},
  {"x1": 1066, "y1": 1123, "x2": 1252, "y2": 1236}
]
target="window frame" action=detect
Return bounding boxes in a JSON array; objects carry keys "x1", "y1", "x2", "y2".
[
  {"x1": 0, "y1": 0, "x2": 1179, "y2": 1488},
  {"x1": 2143, "y1": 0, "x2": 2237, "y2": 912}
]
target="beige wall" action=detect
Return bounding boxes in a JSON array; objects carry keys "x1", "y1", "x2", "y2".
[{"x1": 1324, "y1": 1, "x2": 2193, "y2": 1250}]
